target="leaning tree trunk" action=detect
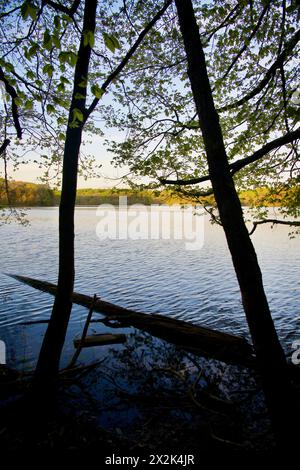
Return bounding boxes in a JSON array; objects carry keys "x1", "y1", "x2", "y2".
[
  {"x1": 175, "y1": 0, "x2": 296, "y2": 451},
  {"x1": 33, "y1": 0, "x2": 97, "y2": 385}
]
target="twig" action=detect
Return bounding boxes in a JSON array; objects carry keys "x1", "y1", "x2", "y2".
[{"x1": 249, "y1": 218, "x2": 300, "y2": 235}]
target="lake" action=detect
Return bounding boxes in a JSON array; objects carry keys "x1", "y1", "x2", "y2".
[{"x1": 0, "y1": 206, "x2": 299, "y2": 371}]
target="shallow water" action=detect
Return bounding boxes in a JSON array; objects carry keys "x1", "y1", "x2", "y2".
[{"x1": 0, "y1": 206, "x2": 299, "y2": 370}]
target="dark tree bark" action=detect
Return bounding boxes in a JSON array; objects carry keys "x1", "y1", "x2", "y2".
[
  {"x1": 33, "y1": 0, "x2": 97, "y2": 384},
  {"x1": 174, "y1": 0, "x2": 297, "y2": 451},
  {"x1": 32, "y1": 0, "x2": 173, "y2": 389}
]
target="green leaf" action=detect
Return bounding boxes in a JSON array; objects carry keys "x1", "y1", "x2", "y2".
[
  {"x1": 53, "y1": 96, "x2": 69, "y2": 109},
  {"x1": 43, "y1": 63, "x2": 54, "y2": 77},
  {"x1": 46, "y1": 104, "x2": 56, "y2": 114},
  {"x1": 102, "y1": 32, "x2": 121, "y2": 53},
  {"x1": 43, "y1": 30, "x2": 52, "y2": 50},
  {"x1": 27, "y1": 42, "x2": 39, "y2": 58},
  {"x1": 57, "y1": 82, "x2": 65, "y2": 92},
  {"x1": 21, "y1": 1, "x2": 38, "y2": 21},
  {"x1": 72, "y1": 107, "x2": 84, "y2": 122},
  {"x1": 58, "y1": 51, "x2": 68, "y2": 63},
  {"x1": 24, "y1": 99, "x2": 33, "y2": 110},
  {"x1": 78, "y1": 76, "x2": 87, "y2": 88},
  {"x1": 26, "y1": 70, "x2": 35, "y2": 80},
  {"x1": 83, "y1": 30, "x2": 95, "y2": 48},
  {"x1": 62, "y1": 14, "x2": 72, "y2": 24},
  {"x1": 286, "y1": 106, "x2": 300, "y2": 119},
  {"x1": 68, "y1": 52, "x2": 77, "y2": 67},
  {"x1": 58, "y1": 51, "x2": 77, "y2": 67},
  {"x1": 53, "y1": 15, "x2": 61, "y2": 29},
  {"x1": 57, "y1": 116, "x2": 65, "y2": 125},
  {"x1": 14, "y1": 96, "x2": 23, "y2": 106},
  {"x1": 91, "y1": 84, "x2": 104, "y2": 99},
  {"x1": 52, "y1": 34, "x2": 61, "y2": 49},
  {"x1": 60, "y1": 76, "x2": 71, "y2": 85},
  {"x1": 4, "y1": 62, "x2": 15, "y2": 73},
  {"x1": 69, "y1": 121, "x2": 79, "y2": 128},
  {"x1": 75, "y1": 92, "x2": 86, "y2": 100},
  {"x1": 17, "y1": 90, "x2": 25, "y2": 100}
]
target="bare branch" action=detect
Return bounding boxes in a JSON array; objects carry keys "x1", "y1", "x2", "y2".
[
  {"x1": 249, "y1": 219, "x2": 300, "y2": 235},
  {"x1": 0, "y1": 5, "x2": 21, "y2": 20},
  {"x1": 160, "y1": 172, "x2": 209, "y2": 186},
  {"x1": 122, "y1": 0, "x2": 138, "y2": 34}
]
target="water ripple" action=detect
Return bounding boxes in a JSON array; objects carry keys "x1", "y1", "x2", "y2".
[{"x1": 0, "y1": 207, "x2": 299, "y2": 368}]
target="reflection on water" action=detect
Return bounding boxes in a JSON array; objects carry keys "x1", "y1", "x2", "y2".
[{"x1": 0, "y1": 206, "x2": 299, "y2": 370}]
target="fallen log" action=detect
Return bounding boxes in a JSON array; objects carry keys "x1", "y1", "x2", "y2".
[
  {"x1": 8, "y1": 274, "x2": 255, "y2": 368},
  {"x1": 73, "y1": 333, "x2": 127, "y2": 348}
]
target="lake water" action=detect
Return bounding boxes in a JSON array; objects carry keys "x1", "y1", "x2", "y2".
[{"x1": 0, "y1": 206, "x2": 299, "y2": 371}]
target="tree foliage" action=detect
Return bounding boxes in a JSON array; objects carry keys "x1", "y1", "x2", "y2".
[
  {"x1": 0, "y1": 177, "x2": 54, "y2": 206},
  {"x1": 1, "y1": 1, "x2": 299, "y2": 222},
  {"x1": 96, "y1": 0, "x2": 300, "y2": 221}
]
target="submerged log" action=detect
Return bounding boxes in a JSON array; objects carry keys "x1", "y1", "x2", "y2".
[
  {"x1": 73, "y1": 333, "x2": 127, "y2": 348},
  {"x1": 9, "y1": 274, "x2": 255, "y2": 368}
]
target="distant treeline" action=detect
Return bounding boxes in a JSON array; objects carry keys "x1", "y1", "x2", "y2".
[
  {"x1": 0, "y1": 178, "x2": 297, "y2": 207},
  {"x1": 0, "y1": 178, "x2": 55, "y2": 206}
]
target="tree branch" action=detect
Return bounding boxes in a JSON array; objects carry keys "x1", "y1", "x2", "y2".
[
  {"x1": 84, "y1": 0, "x2": 173, "y2": 120},
  {"x1": 230, "y1": 126, "x2": 300, "y2": 175},
  {"x1": 249, "y1": 219, "x2": 300, "y2": 235},
  {"x1": 0, "y1": 66, "x2": 22, "y2": 138},
  {"x1": 0, "y1": 5, "x2": 21, "y2": 20},
  {"x1": 160, "y1": 127, "x2": 300, "y2": 186},
  {"x1": 160, "y1": 172, "x2": 210, "y2": 186},
  {"x1": 42, "y1": 0, "x2": 81, "y2": 16},
  {"x1": 178, "y1": 187, "x2": 214, "y2": 198},
  {"x1": 218, "y1": 28, "x2": 300, "y2": 112},
  {"x1": 204, "y1": 3, "x2": 241, "y2": 42},
  {"x1": 222, "y1": 2, "x2": 270, "y2": 82},
  {"x1": 0, "y1": 138, "x2": 10, "y2": 155}
]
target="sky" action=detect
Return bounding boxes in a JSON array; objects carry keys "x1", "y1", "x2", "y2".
[
  {"x1": 1, "y1": 87, "x2": 130, "y2": 188},
  {"x1": 10, "y1": 134, "x2": 127, "y2": 189}
]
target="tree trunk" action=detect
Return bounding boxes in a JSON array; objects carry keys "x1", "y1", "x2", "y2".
[
  {"x1": 33, "y1": 0, "x2": 97, "y2": 385},
  {"x1": 174, "y1": 0, "x2": 296, "y2": 450}
]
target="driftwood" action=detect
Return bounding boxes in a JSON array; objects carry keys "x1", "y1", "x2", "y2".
[
  {"x1": 73, "y1": 333, "x2": 127, "y2": 348},
  {"x1": 9, "y1": 274, "x2": 255, "y2": 368}
]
